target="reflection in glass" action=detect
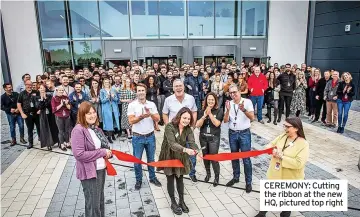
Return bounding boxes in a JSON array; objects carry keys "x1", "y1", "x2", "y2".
[
  {"x1": 159, "y1": 1, "x2": 186, "y2": 38},
  {"x1": 99, "y1": 1, "x2": 130, "y2": 38},
  {"x1": 188, "y1": 1, "x2": 214, "y2": 38},
  {"x1": 130, "y1": 0, "x2": 159, "y2": 38},
  {"x1": 73, "y1": 41, "x2": 102, "y2": 69},
  {"x1": 43, "y1": 41, "x2": 72, "y2": 70},
  {"x1": 69, "y1": 1, "x2": 102, "y2": 39},
  {"x1": 37, "y1": 1, "x2": 69, "y2": 39},
  {"x1": 242, "y1": 1, "x2": 267, "y2": 36},
  {"x1": 215, "y1": 1, "x2": 240, "y2": 38}
]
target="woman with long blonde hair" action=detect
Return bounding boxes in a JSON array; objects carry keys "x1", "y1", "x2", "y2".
[
  {"x1": 336, "y1": 72, "x2": 355, "y2": 133},
  {"x1": 120, "y1": 78, "x2": 136, "y2": 139},
  {"x1": 290, "y1": 71, "x2": 308, "y2": 117}
]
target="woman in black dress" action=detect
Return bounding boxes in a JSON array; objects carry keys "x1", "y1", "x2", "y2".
[
  {"x1": 37, "y1": 84, "x2": 59, "y2": 150},
  {"x1": 145, "y1": 75, "x2": 160, "y2": 131}
]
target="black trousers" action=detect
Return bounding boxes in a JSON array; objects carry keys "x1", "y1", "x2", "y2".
[
  {"x1": 199, "y1": 134, "x2": 220, "y2": 176},
  {"x1": 24, "y1": 114, "x2": 40, "y2": 145},
  {"x1": 315, "y1": 99, "x2": 326, "y2": 121},
  {"x1": 278, "y1": 94, "x2": 293, "y2": 118},
  {"x1": 81, "y1": 169, "x2": 106, "y2": 217},
  {"x1": 166, "y1": 174, "x2": 184, "y2": 204}
]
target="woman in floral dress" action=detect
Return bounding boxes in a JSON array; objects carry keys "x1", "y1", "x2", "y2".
[
  {"x1": 120, "y1": 78, "x2": 136, "y2": 139},
  {"x1": 291, "y1": 70, "x2": 308, "y2": 117}
]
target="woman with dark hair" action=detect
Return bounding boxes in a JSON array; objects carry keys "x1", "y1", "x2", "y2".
[
  {"x1": 157, "y1": 107, "x2": 201, "y2": 215},
  {"x1": 255, "y1": 117, "x2": 309, "y2": 217},
  {"x1": 195, "y1": 92, "x2": 224, "y2": 186},
  {"x1": 145, "y1": 75, "x2": 160, "y2": 131},
  {"x1": 264, "y1": 72, "x2": 277, "y2": 123},
  {"x1": 71, "y1": 101, "x2": 112, "y2": 217},
  {"x1": 89, "y1": 80, "x2": 102, "y2": 128},
  {"x1": 37, "y1": 84, "x2": 59, "y2": 150}
]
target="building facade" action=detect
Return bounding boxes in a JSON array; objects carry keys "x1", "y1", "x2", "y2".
[{"x1": 1, "y1": 0, "x2": 314, "y2": 92}]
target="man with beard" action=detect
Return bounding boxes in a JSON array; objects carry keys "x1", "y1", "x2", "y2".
[{"x1": 128, "y1": 83, "x2": 162, "y2": 190}]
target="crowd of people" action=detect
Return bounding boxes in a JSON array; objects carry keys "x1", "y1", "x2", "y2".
[{"x1": 1, "y1": 59, "x2": 356, "y2": 216}]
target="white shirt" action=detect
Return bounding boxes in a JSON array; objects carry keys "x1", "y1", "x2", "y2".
[
  {"x1": 227, "y1": 98, "x2": 254, "y2": 131},
  {"x1": 87, "y1": 129, "x2": 106, "y2": 170},
  {"x1": 162, "y1": 93, "x2": 197, "y2": 122},
  {"x1": 127, "y1": 100, "x2": 158, "y2": 134}
]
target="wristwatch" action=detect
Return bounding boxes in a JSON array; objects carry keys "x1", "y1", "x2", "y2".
[{"x1": 242, "y1": 108, "x2": 247, "y2": 113}]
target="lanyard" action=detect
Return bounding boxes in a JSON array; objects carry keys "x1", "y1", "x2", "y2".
[
  {"x1": 282, "y1": 136, "x2": 298, "y2": 152},
  {"x1": 233, "y1": 104, "x2": 240, "y2": 120}
]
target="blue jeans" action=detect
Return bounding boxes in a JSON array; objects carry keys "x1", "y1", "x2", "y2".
[
  {"x1": 250, "y1": 95, "x2": 264, "y2": 121},
  {"x1": 337, "y1": 100, "x2": 352, "y2": 127},
  {"x1": 228, "y1": 128, "x2": 252, "y2": 184},
  {"x1": 6, "y1": 114, "x2": 24, "y2": 139},
  {"x1": 194, "y1": 96, "x2": 201, "y2": 111},
  {"x1": 132, "y1": 134, "x2": 156, "y2": 182},
  {"x1": 186, "y1": 142, "x2": 196, "y2": 177}
]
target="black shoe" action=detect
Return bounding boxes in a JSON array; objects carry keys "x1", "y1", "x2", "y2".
[
  {"x1": 108, "y1": 137, "x2": 113, "y2": 144},
  {"x1": 150, "y1": 178, "x2": 162, "y2": 187},
  {"x1": 267, "y1": 119, "x2": 271, "y2": 123},
  {"x1": 190, "y1": 175, "x2": 198, "y2": 182},
  {"x1": 258, "y1": 120, "x2": 265, "y2": 124},
  {"x1": 255, "y1": 211, "x2": 267, "y2": 217},
  {"x1": 112, "y1": 134, "x2": 116, "y2": 141},
  {"x1": 337, "y1": 127, "x2": 341, "y2": 133},
  {"x1": 27, "y1": 144, "x2": 33, "y2": 149},
  {"x1": 179, "y1": 201, "x2": 189, "y2": 213},
  {"x1": 246, "y1": 184, "x2": 252, "y2": 193},
  {"x1": 47, "y1": 146, "x2": 52, "y2": 151},
  {"x1": 226, "y1": 178, "x2": 239, "y2": 187},
  {"x1": 20, "y1": 137, "x2": 27, "y2": 144},
  {"x1": 213, "y1": 176, "x2": 219, "y2": 187},
  {"x1": 321, "y1": 120, "x2": 327, "y2": 125},
  {"x1": 277, "y1": 118, "x2": 281, "y2": 123},
  {"x1": 135, "y1": 181, "x2": 142, "y2": 190},
  {"x1": 273, "y1": 120, "x2": 277, "y2": 125},
  {"x1": 11, "y1": 138, "x2": 16, "y2": 146},
  {"x1": 204, "y1": 174, "x2": 211, "y2": 183},
  {"x1": 311, "y1": 119, "x2": 318, "y2": 123},
  {"x1": 340, "y1": 127, "x2": 344, "y2": 134},
  {"x1": 171, "y1": 203, "x2": 182, "y2": 215}
]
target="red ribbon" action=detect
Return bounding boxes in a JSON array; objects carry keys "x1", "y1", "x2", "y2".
[
  {"x1": 202, "y1": 148, "x2": 273, "y2": 161},
  {"x1": 105, "y1": 148, "x2": 273, "y2": 176}
]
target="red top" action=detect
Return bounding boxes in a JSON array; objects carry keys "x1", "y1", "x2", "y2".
[
  {"x1": 309, "y1": 77, "x2": 318, "y2": 90},
  {"x1": 331, "y1": 79, "x2": 337, "y2": 88},
  {"x1": 247, "y1": 73, "x2": 268, "y2": 96},
  {"x1": 51, "y1": 95, "x2": 71, "y2": 118}
]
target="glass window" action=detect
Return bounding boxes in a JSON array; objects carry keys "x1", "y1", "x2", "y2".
[
  {"x1": 69, "y1": 1, "x2": 101, "y2": 39},
  {"x1": 37, "y1": 0, "x2": 69, "y2": 39},
  {"x1": 73, "y1": 41, "x2": 102, "y2": 69},
  {"x1": 42, "y1": 41, "x2": 72, "y2": 70},
  {"x1": 99, "y1": 1, "x2": 130, "y2": 39},
  {"x1": 130, "y1": 0, "x2": 159, "y2": 38},
  {"x1": 159, "y1": 1, "x2": 186, "y2": 38},
  {"x1": 188, "y1": 1, "x2": 214, "y2": 38},
  {"x1": 242, "y1": 1, "x2": 267, "y2": 37},
  {"x1": 215, "y1": 1, "x2": 240, "y2": 38}
]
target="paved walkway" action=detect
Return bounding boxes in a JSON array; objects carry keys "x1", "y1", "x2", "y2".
[{"x1": 1, "y1": 105, "x2": 360, "y2": 217}]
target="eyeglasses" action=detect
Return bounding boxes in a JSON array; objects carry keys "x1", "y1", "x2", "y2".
[
  {"x1": 229, "y1": 91, "x2": 238, "y2": 95},
  {"x1": 283, "y1": 124, "x2": 293, "y2": 129}
]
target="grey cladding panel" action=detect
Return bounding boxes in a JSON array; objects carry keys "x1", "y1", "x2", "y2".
[
  {"x1": 241, "y1": 39, "x2": 266, "y2": 57},
  {"x1": 312, "y1": 34, "x2": 360, "y2": 49},
  {"x1": 311, "y1": 60, "x2": 360, "y2": 72},
  {"x1": 314, "y1": 22, "x2": 360, "y2": 37},
  {"x1": 315, "y1": 1, "x2": 360, "y2": 15},
  {"x1": 314, "y1": 7, "x2": 360, "y2": 26},
  {"x1": 312, "y1": 47, "x2": 360, "y2": 60},
  {"x1": 104, "y1": 41, "x2": 131, "y2": 59}
]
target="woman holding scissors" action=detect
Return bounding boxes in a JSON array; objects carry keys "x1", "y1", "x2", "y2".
[
  {"x1": 158, "y1": 107, "x2": 202, "y2": 215},
  {"x1": 196, "y1": 92, "x2": 224, "y2": 186}
]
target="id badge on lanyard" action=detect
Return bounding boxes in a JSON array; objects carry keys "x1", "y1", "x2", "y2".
[
  {"x1": 206, "y1": 125, "x2": 211, "y2": 134},
  {"x1": 30, "y1": 101, "x2": 34, "y2": 108},
  {"x1": 45, "y1": 108, "x2": 49, "y2": 114},
  {"x1": 62, "y1": 109, "x2": 66, "y2": 117},
  {"x1": 275, "y1": 162, "x2": 281, "y2": 170},
  {"x1": 287, "y1": 82, "x2": 291, "y2": 87}
]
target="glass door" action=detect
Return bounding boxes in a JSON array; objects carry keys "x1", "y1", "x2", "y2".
[{"x1": 105, "y1": 59, "x2": 130, "y2": 68}]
